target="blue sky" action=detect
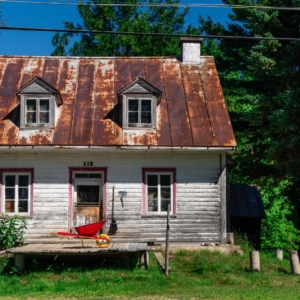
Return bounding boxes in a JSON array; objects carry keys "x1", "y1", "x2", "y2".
[{"x1": 0, "y1": 0, "x2": 231, "y2": 56}]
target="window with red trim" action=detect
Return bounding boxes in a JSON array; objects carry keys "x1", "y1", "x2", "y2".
[
  {"x1": 1, "y1": 169, "x2": 34, "y2": 216},
  {"x1": 142, "y1": 168, "x2": 176, "y2": 215}
]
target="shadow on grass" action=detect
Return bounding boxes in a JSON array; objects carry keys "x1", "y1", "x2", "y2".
[
  {"x1": 1, "y1": 253, "x2": 138, "y2": 276},
  {"x1": 276, "y1": 267, "x2": 291, "y2": 274}
]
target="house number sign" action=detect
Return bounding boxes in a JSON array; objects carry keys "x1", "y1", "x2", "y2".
[{"x1": 83, "y1": 161, "x2": 93, "y2": 166}]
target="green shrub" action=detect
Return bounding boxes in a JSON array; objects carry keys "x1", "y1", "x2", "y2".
[{"x1": 0, "y1": 214, "x2": 27, "y2": 250}]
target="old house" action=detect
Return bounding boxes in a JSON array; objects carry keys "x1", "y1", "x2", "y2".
[{"x1": 0, "y1": 38, "x2": 236, "y2": 245}]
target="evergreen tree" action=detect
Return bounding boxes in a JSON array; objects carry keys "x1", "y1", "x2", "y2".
[{"x1": 197, "y1": 0, "x2": 300, "y2": 250}]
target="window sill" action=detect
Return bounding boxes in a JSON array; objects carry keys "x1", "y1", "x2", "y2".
[
  {"x1": 0, "y1": 215, "x2": 33, "y2": 219},
  {"x1": 123, "y1": 127, "x2": 157, "y2": 131},
  {"x1": 141, "y1": 214, "x2": 177, "y2": 219},
  {"x1": 20, "y1": 126, "x2": 54, "y2": 131}
]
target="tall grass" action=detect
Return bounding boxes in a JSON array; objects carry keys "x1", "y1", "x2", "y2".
[{"x1": 0, "y1": 248, "x2": 299, "y2": 299}]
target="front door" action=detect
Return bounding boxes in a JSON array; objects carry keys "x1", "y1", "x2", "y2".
[{"x1": 72, "y1": 173, "x2": 103, "y2": 226}]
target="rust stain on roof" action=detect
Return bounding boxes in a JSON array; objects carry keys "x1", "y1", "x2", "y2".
[
  {"x1": 0, "y1": 56, "x2": 236, "y2": 147},
  {"x1": 18, "y1": 129, "x2": 53, "y2": 145},
  {"x1": 123, "y1": 130, "x2": 157, "y2": 146},
  {"x1": 93, "y1": 59, "x2": 115, "y2": 145},
  {"x1": 199, "y1": 57, "x2": 236, "y2": 147}
]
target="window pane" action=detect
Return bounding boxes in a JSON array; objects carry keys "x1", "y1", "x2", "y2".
[
  {"x1": 161, "y1": 187, "x2": 171, "y2": 199},
  {"x1": 5, "y1": 175, "x2": 15, "y2": 187},
  {"x1": 128, "y1": 112, "x2": 138, "y2": 123},
  {"x1": 19, "y1": 175, "x2": 29, "y2": 186},
  {"x1": 77, "y1": 185, "x2": 99, "y2": 203},
  {"x1": 5, "y1": 201, "x2": 15, "y2": 213},
  {"x1": 26, "y1": 112, "x2": 36, "y2": 123},
  {"x1": 26, "y1": 99, "x2": 36, "y2": 111},
  {"x1": 39, "y1": 112, "x2": 49, "y2": 123},
  {"x1": 147, "y1": 175, "x2": 158, "y2": 186},
  {"x1": 18, "y1": 201, "x2": 28, "y2": 213},
  {"x1": 141, "y1": 112, "x2": 151, "y2": 124},
  {"x1": 161, "y1": 175, "x2": 171, "y2": 186},
  {"x1": 19, "y1": 187, "x2": 28, "y2": 200},
  {"x1": 148, "y1": 199, "x2": 158, "y2": 212},
  {"x1": 141, "y1": 100, "x2": 151, "y2": 111},
  {"x1": 128, "y1": 99, "x2": 138, "y2": 111},
  {"x1": 89, "y1": 174, "x2": 102, "y2": 178},
  {"x1": 148, "y1": 187, "x2": 158, "y2": 200},
  {"x1": 161, "y1": 200, "x2": 171, "y2": 212},
  {"x1": 75, "y1": 174, "x2": 88, "y2": 178},
  {"x1": 5, "y1": 188, "x2": 15, "y2": 200},
  {"x1": 40, "y1": 99, "x2": 50, "y2": 111}
]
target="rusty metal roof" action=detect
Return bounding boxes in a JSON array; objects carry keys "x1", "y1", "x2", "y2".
[
  {"x1": 0, "y1": 56, "x2": 236, "y2": 147},
  {"x1": 230, "y1": 185, "x2": 266, "y2": 219}
]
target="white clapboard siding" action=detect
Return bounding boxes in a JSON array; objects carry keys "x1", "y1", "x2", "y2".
[{"x1": 0, "y1": 151, "x2": 226, "y2": 243}]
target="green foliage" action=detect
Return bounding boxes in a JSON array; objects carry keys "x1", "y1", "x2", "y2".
[
  {"x1": 260, "y1": 179, "x2": 299, "y2": 250},
  {"x1": 52, "y1": 0, "x2": 189, "y2": 56},
  {"x1": 0, "y1": 214, "x2": 27, "y2": 250}
]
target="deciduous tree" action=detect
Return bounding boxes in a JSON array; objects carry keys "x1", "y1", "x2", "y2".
[{"x1": 52, "y1": 0, "x2": 188, "y2": 56}]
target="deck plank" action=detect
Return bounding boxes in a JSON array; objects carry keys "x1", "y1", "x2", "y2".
[
  {"x1": 128, "y1": 243, "x2": 139, "y2": 252},
  {"x1": 42, "y1": 244, "x2": 63, "y2": 253},
  {"x1": 10, "y1": 244, "x2": 39, "y2": 253},
  {"x1": 10, "y1": 242, "x2": 147, "y2": 255},
  {"x1": 137, "y1": 243, "x2": 147, "y2": 251},
  {"x1": 116, "y1": 243, "x2": 130, "y2": 251}
]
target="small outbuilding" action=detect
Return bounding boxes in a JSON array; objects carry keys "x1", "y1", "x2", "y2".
[{"x1": 230, "y1": 184, "x2": 266, "y2": 250}]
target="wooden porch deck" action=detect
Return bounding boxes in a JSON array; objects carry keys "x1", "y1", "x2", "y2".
[{"x1": 9, "y1": 241, "x2": 149, "y2": 272}]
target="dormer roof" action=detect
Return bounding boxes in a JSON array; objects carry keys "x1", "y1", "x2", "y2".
[
  {"x1": 118, "y1": 77, "x2": 162, "y2": 103},
  {"x1": 16, "y1": 76, "x2": 62, "y2": 105}
]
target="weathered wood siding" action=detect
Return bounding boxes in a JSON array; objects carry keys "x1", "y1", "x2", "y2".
[{"x1": 0, "y1": 151, "x2": 226, "y2": 244}]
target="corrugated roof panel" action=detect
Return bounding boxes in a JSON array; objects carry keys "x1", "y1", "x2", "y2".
[
  {"x1": 163, "y1": 59, "x2": 185, "y2": 101},
  {"x1": 168, "y1": 101, "x2": 193, "y2": 146},
  {"x1": 71, "y1": 59, "x2": 95, "y2": 145},
  {"x1": 181, "y1": 64, "x2": 214, "y2": 146},
  {"x1": 163, "y1": 60, "x2": 193, "y2": 146},
  {"x1": 19, "y1": 58, "x2": 45, "y2": 87},
  {"x1": 200, "y1": 57, "x2": 236, "y2": 147},
  {"x1": 42, "y1": 58, "x2": 60, "y2": 88},
  {"x1": 156, "y1": 100, "x2": 171, "y2": 146},
  {"x1": 114, "y1": 59, "x2": 132, "y2": 145},
  {"x1": 53, "y1": 59, "x2": 78, "y2": 145},
  {"x1": 131, "y1": 58, "x2": 145, "y2": 79},
  {"x1": 93, "y1": 59, "x2": 115, "y2": 145},
  {"x1": 145, "y1": 59, "x2": 171, "y2": 146},
  {"x1": 0, "y1": 58, "x2": 26, "y2": 143},
  {"x1": 145, "y1": 59, "x2": 165, "y2": 99}
]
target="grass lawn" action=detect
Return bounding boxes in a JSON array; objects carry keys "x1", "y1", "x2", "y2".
[{"x1": 0, "y1": 248, "x2": 300, "y2": 299}]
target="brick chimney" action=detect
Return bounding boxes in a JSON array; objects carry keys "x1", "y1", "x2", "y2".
[{"x1": 179, "y1": 37, "x2": 203, "y2": 64}]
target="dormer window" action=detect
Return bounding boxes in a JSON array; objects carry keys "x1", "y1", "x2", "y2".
[
  {"x1": 118, "y1": 77, "x2": 161, "y2": 129},
  {"x1": 16, "y1": 76, "x2": 62, "y2": 129},
  {"x1": 127, "y1": 97, "x2": 154, "y2": 128},
  {"x1": 25, "y1": 98, "x2": 50, "y2": 125}
]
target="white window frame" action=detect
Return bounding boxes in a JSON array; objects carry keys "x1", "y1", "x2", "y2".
[
  {"x1": 20, "y1": 94, "x2": 55, "y2": 129},
  {"x1": 1, "y1": 172, "x2": 32, "y2": 216},
  {"x1": 145, "y1": 172, "x2": 173, "y2": 215},
  {"x1": 122, "y1": 94, "x2": 157, "y2": 129}
]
